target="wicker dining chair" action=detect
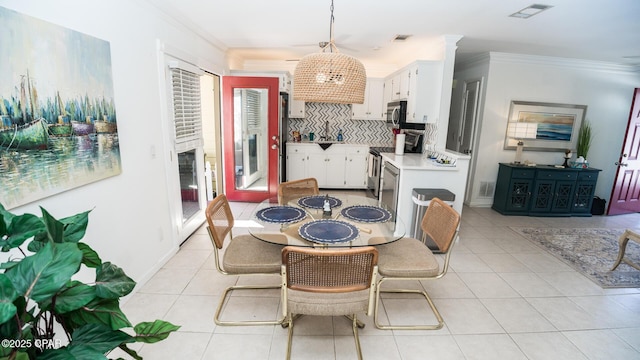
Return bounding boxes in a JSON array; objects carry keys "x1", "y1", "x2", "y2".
[
  {"x1": 374, "y1": 197, "x2": 460, "y2": 330},
  {"x1": 281, "y1": 246, "x2": 379, "y2": 360},
  {"x1": 205, "y1": 194, "x2": 284, "y2": 326},
  {"x1": 277, "y1": 178, "x2": 319, "y2": 205}
]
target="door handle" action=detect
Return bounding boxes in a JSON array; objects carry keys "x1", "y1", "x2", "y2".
[{"x1": 615, "y1": 162, "x2": 628, "y2": 167}]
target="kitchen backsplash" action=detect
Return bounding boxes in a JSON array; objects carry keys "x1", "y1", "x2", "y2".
[{"x1": 288, "y1": 102, "x2": 394, "y2": 146}]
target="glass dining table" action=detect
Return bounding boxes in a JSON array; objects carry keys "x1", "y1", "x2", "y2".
[{"x1": 248, "y1": 193, "x2": 406, "y2": 248}]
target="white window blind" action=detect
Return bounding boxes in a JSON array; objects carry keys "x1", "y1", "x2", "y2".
[
  {"x1": 243, "y1": 89, "x2": 261, "y2": 130},
  {"x1": 171, "y1": 67, "x2": 202, "y2": 146}
]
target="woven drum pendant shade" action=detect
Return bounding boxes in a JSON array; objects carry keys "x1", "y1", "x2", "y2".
[{"x1": 293, "y1": 51, "x2": 366, "y2": 104}]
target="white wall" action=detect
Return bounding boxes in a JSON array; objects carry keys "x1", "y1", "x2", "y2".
[
  {"x1": 457, "y1": 52, "x2": 640, "y2": 207},
  {"x1": 0, "y1": 0, "x2": 227, "y2": 286}
]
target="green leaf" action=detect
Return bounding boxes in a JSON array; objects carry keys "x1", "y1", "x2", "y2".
[
  {"x1": 78, "y1": 242, "x2": 102, "y2": 268},
  {"x1": 68, "y1": 323, "x2": 132, "y2": 354},
  {"x1": 133, "y1": 320, "x2": 180, "y2": 344},
  {"x1": 53, "y1": 281, "x2": 96, "y2": 314},
  {"x1": 38, "y1": 346, "x2": 107, "y2": 360},
  {"x1": 0, "y1": 274, "x2": 18, "y2": 323},
  {"x1": 95, "y1": 263, "x2": 135, "y2": 299},
  {"x1": 116, "y1": 344, "x2": 142, "y2": 360},
  {"x1": 0, "y1": 213, "x2": 45, "y2": 251},
  {"x1": 41, "y1": 207, "x2": 65, "y2": 243},
  {"x1": 62, "y1": 298, "x2": 131, "y2": 331},
  {"x1": 5, "y1": 242, "x2": 82, "y2": 302},
  {"x1": 59, "y1": 210, "x2": 91, "y2": 243},
  {"x1": 0, "y1": 351, "x2": 30, "y2": 360}
]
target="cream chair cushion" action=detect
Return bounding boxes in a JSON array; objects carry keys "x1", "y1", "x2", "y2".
[
  {"x1": 223, "y1": 235, "x2": 282, "y2": 274},
  {"x1": 377, "y1": 238, "x2": 439, "y2": 277}
]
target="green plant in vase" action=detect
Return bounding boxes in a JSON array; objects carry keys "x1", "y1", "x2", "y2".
[
  {"x1": 0, "y1": 203, "x2": 179, "y2": 359},
  {"x1": 576, "y1": 120, "x2": 593, "y2": 167}
]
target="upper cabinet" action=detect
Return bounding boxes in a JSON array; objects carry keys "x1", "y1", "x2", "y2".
[
  {"x1": 383, "y1": 60, "x2": 444, "y2": 124},
  {"x1": 289, "y1": 78, "x2": 306, "y2": 118},
  {"x1": 387, "y1": 70, "x2": 410, "y2": 101},
  {"x1": 406, "y1": 61, "x2": 443, "y2": 124},
  {"x1": 351, "y1": 78, "x2": 384, "y2": 120}
]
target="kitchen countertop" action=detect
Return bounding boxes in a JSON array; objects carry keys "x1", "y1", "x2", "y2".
[{"x1": 381, "y1": 151, "x2": 470, "y2": 171}]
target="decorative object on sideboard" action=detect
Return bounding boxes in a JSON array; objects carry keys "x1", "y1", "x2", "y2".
[
  {"x1": 576, "y1": 119, "x2": 593, "y2": 167},
  {"x1": 293, "y1": 0, "x2": 366, "y2": 104},
  {"x1": 562, "y1": 149, "x2": 572, "y2": 168},
  {"x1": 507, "y1": 121, "x2": 537, "y2": 164}
]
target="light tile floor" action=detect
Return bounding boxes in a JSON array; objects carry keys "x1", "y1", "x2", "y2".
[{"x1": 115, "y1": 194, "x2": 640, "y2": 359}]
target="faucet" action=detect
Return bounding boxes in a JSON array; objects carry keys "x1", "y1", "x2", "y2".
[{"x1": 325, "y1": 120, "x2": 330, "y2": 141}]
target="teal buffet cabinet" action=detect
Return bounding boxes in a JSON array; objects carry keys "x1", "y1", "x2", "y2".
[{"x1": 492, "y1": 163, "x2": 601, "y2": 217}]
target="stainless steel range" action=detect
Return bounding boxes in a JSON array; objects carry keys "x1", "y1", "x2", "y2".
[
  {"x1": 367, "y1": 130, "x2": 424, "y2": 199},
  {"x1": 367, "y1": 146, "x2": 395, "y2": 198}
]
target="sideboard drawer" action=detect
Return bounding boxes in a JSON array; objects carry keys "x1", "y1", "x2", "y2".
[
  {"x1": 512, "y1": 169, "x2": 535, "y2": 179},
  {"x1": 578, "y1": 172, "x2": 598, "y2": 181},
  {"x1": 537, "y1": 170, "x2": 578, "y2": 181}
]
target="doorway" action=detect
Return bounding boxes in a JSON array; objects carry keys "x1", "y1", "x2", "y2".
[
  {"x1": 608, "y1": 87, "x2": 640, "y2": 215},
  {"x1": 453, "y1": 78, "x2": 484, "y2": 204},
  {"x1": 222, "y1": 76, "x2": 279, "y2": 202}
]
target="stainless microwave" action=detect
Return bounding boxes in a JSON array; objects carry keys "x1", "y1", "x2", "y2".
[
  {"x1": 386, "y1": 100, "x2": 425, "y2": 130},
  {"x1": 386, "y1": 100, "x2": 407, "y2": 128}
]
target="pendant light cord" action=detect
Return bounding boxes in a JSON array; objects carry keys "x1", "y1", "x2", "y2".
[{"x1": 328, "y1": 0, "x2": 336, "y2": 53}]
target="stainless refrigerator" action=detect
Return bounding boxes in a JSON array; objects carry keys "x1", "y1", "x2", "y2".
[{"x1": 278, "y1": 92, "x2": 289, "y2": 183}]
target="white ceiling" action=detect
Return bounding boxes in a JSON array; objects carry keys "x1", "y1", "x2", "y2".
[{"x1": 148, "y1": 0, "x2": 640, "y2": 74}]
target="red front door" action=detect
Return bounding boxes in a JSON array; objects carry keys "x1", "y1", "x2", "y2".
[
  {"x1": 222, "y1": 76, "x2": 279, "y2": 202},
  {"x1": 608, "y1": 88, "x2": 640, "y2": 215}
]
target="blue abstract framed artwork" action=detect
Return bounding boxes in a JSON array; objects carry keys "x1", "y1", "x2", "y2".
[
  {"x1": 504, "y1": 100, "x2": 587, "y2": 152},
  {"x1": 0, "y1": 6, "x2": 121, "y2": 209}
]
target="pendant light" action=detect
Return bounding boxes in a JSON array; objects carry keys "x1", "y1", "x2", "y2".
[{"x1": 293, "y1": 0, "x2": 366, "y2": 104}]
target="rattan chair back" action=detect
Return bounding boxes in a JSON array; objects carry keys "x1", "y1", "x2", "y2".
[
  {"x1": 282, "y1": 246, "x2": 378, "y2": 293},
  {"x1": 421, "y1": 197, "x2": 461, "y2": 253},
  {"x1": 205, "y1": 194, "x2": 234, "y2": 249},
  {"x1": 278, "y1": 178, "x2": 319, "y2": 205}
]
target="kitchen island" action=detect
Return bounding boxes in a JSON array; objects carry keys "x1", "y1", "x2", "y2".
[{"x1": 380, "y1": 150, "x2": 470, "y2": 232}]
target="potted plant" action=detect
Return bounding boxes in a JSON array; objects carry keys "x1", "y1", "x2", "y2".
[
  {"x1": 576, "y1": 120, "x2": 593, "y2": 167},
  {"x1": 0, "y1": 203, "x2": 179, "y2": 359}
]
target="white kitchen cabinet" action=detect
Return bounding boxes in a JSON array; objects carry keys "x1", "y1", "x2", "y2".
[
  {"x1": 344, "y1": 146, "x2": 369, "y2": 187},
  {"x1": 289, "y1": 79, "x2": 306, "y2": 118},
  {"x1": 308, "y1": 152, "x2": 346, "y2": 187},
  {"x1": 286, "y1": 145, "x2": 307, "y2": 181},
  {"x1": 388, "y1": 70, "x2": 411, "y2": 100},
  {"x1": 405, "y1": 61, "x2": 442, "y2": 123},
  {"x1": 285, "y1": 143, "x2": 368, "y2": 189},
  {"x1": 383, "y1": 77, "x2": 393, "y2": 106},
  {"x1": 352, "y1": 78, "x2": 385, "y2": 120}
]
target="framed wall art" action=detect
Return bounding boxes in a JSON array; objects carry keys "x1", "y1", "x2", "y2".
[
  {"x1": 503, "y1": 100, "x2": 587, "y2": 152},
  {"x1": 0, "y1": 6, "x2": 121, "y2": 209}
]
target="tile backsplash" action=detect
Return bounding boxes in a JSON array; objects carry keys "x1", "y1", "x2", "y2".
[{"x1": 288, "y1": 102, "x2": 394, "y2": 146}]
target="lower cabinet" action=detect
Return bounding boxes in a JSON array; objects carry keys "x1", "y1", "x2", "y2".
[
  {"x1": 492, "y1": 163, "x2": 601, "y2": 217},
  {"x1": 286, "y1": 143, "x2": 368, "y2": 188}
]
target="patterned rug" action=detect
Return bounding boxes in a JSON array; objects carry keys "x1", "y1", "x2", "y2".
[{"x1": 510, "y1": 227, "x2": 640, "y2": 288}]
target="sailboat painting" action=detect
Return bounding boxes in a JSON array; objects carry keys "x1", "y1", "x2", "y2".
[{"x1": 0, "y1": 6, "x2": 121, "y2": 209}]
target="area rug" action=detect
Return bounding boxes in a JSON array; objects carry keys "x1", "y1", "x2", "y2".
[{"x1": 510, "y1": 227, "x2": 640, "y2": 288}]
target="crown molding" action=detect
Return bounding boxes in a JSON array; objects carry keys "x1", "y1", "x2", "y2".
[{"x1": 489, "y1": 52, "x2": 638, "y2": 74}]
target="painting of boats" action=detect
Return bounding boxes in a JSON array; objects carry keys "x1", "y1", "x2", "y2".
[
  {"x1": 0, "y1": 6, "x2": 121, "y2": 209},
  {"x1": 0, "y1": 118, "x2": 48, "y2": 149}
]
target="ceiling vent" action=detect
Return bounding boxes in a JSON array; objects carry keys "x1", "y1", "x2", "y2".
[
  {"x1": 392, "y1": 34, "x2": 412, "y2": 42},
  {"x1": 509, "y1": 4, "x2": 553, "y2": 19}
]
